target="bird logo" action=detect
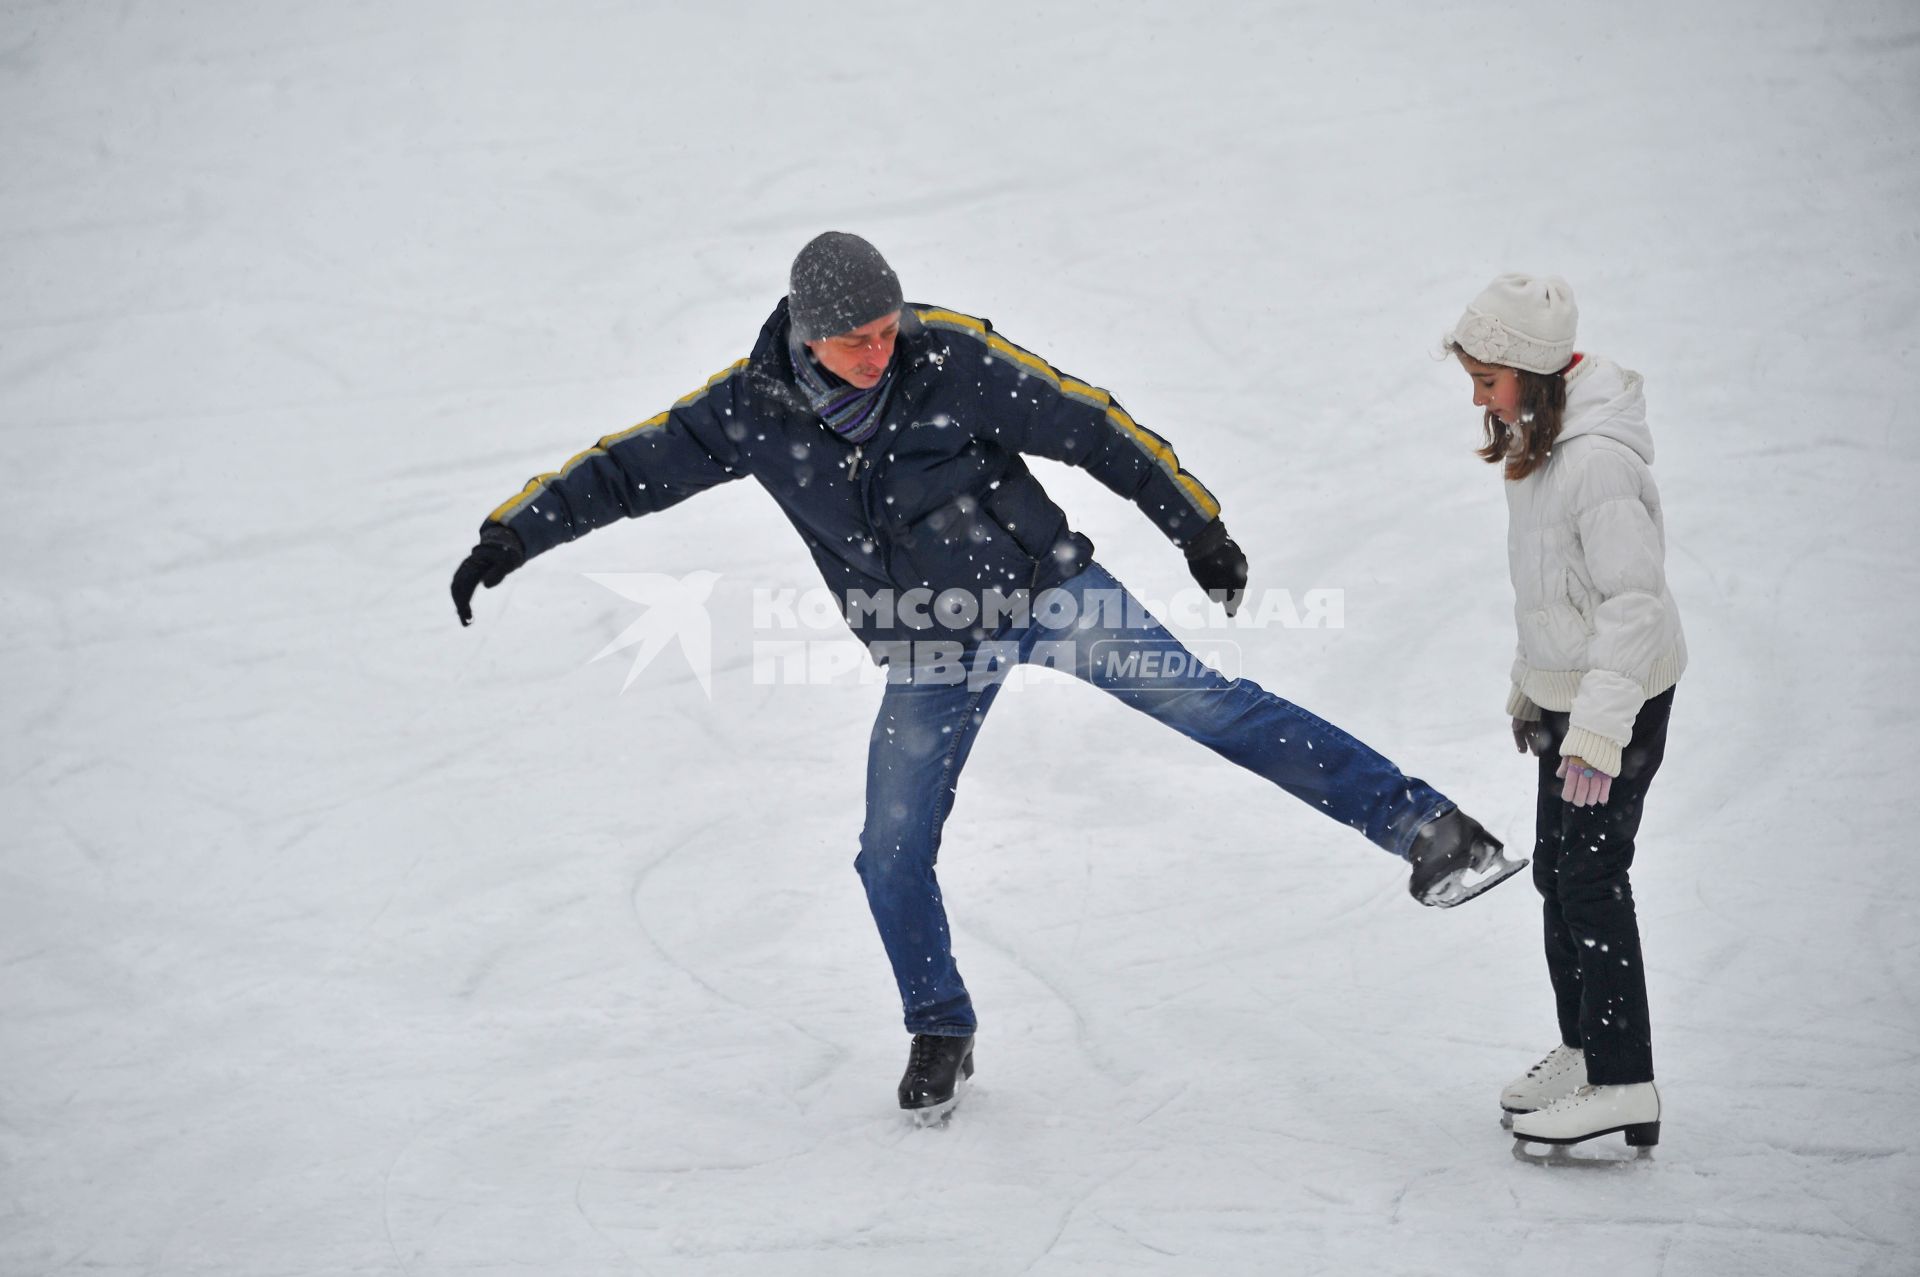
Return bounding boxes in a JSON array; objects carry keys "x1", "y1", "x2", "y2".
[{"x1": 582, "y1": 571, "x2": 721, "y2": 696}]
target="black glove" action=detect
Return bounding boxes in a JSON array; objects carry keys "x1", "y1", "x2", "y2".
[
  {"x1": 1184, "y1": 518, "x2": 1248, "y2": 617},
  {"x1": 1511, "y1": 717, "x2": 1553, "y2": 756},
  {"x1": 451, "y1": 525, "x2": 527, "y2": 626}
]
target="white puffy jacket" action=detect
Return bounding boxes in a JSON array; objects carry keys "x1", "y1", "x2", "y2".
[{"x1": 1504, "y1": 355, "x2": 1686, "y2": 776}]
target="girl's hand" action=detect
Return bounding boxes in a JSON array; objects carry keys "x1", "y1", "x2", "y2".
[
  {"x1": 1512, "y1": 717, "x2": 1550, "y2": 756},
  {"x1": 1556, "y1": 756, "x2": 1613, "y2": 807}
]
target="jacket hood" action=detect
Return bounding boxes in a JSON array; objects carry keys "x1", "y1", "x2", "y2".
[{"x1": 1558, "y1": 355, "x2": 1653, "y2": 463}]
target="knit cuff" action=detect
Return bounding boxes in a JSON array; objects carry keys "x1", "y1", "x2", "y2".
[
  {"x1": 1505, "y1": 685, "x2": 1542, "y2": 721},
  {"x1": 1559, "y1": 726, "x2": 1623, "y2": 778}
]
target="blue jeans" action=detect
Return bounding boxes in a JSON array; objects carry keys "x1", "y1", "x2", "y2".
[{"x1": 855, "y1": 562, "x2": 1452, "y2": 1035}]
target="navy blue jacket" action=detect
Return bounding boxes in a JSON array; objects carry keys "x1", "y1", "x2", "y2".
[{"x1": 483, "y1": 300, "x2": 1223, "y2": 657}]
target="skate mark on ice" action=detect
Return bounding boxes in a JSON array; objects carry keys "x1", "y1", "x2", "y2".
[
  {"x1": 571, "y1": 1173, "x2": 655, "y2": 1276},
  {"x1": 456, "y1": 887, "x2": 594, "y2": 998},
  {"x1": 1386, "y1": 1167, "x2": 1445, "y2": 1223},
  {"x1": 1017, "y1": 1156, "x2": 1144, "y2": 1274},
  {"x1": 342, "y1": 748, "x2": 492, "y2": 939},
  {"x1": 961, "y1": 912, "x2": 1139, "y2": 1087},
  {"x1": 1093, "y1": 1213, "x2": 1180, "y2": 1259},
  {"x1": 1528, "y1": 1207, "x2": 1903, "y2": 1251},
  {"x1": 627, "y1": 813, "x2": 846, "y2": 1102},
  {"x1": 1651, "y1": 1229, "x2": 1687, "y2": 1277},
  {"x1": 1130, "y1": 1079, "x2": 1190, "y2": 1127},
  {"x1": 1762, "y1": 1141, "x2": 1904, "y2": 1164},
  {"x1": 379, "y1": 1124, "x2": 421, "y2": 1277}
]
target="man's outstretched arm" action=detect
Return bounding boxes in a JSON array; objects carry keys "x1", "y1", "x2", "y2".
[{"x1": 452, "y1": 360, "x2": 751, "y2": 625}]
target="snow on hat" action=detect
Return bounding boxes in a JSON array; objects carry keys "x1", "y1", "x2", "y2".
[
  {"x1": 1450, "y1": 274, "x2": 1579, "y2": 374},
  {"x1": 788, "y1": 231, "x2": 904, "y2": 343}
]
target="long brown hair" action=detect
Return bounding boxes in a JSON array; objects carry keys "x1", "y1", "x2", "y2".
[{"x1": 1453, "y1": 346, "x2": 1568, "y2": 481}]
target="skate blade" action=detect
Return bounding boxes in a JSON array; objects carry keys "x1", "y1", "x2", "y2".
[
  {"x1": 1512, "y1": 1117, "x2": 1659, "y2": 1164},
  {"x1": 1512, "y1": 1117, "x2": 1658, "y2": 1147},
  {"x1": 1426, "y1": 853, "x2": 1528, "y2": 908},
  {"x1": 1512, "y1": 1138, "x2": 1654, "y2": 1168},
  {"x1": 908, "y1": 1100, "x2": 956, "y2": 1128},
  {"x1": 902, "y1": 1074, "x2": 970, "y2": 1128}
]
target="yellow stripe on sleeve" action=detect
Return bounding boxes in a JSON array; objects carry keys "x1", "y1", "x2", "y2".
[
  {"x1": 486, "y1": 472, "x2": 559, "y2": 524},
  {"x1": 984, "y1": 333, "x2": 1059, "y2": 383},
  {"x1": 918, "y1": 308, "x2": 1221, "y2": 522},
  {"x1": 1105, "y1": 404, "x2": 1222, "y2": 520},
  {"x1": 485, "y1": 358, "x2": 750, "y2": 525},
  {"x1": 913, "y1": 308, "x2": 987, "y2": 336}
]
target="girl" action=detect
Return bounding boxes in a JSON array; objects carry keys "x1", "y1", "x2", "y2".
[{"x1": 1447, "y1": 275, "x2": 1686, "y2": 1149}]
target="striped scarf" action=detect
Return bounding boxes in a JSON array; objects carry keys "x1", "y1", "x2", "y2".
[{"x1": 789, "y1": 333, "x2": 895, "y2": 446}]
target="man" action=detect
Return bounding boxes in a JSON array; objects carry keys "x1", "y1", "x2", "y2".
[{"x1": 452, "y1": 232, "x2": 1521, "y2": 1121}]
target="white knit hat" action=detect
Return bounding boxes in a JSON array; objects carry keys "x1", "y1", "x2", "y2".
[{"x1": 1450, "y1": 274, "x2": 1578, "y2": 374}]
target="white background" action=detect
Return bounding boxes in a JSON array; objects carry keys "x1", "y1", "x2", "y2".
[{"x1": 3, "y1": 2, "x2": 1915, "y2": 1273}]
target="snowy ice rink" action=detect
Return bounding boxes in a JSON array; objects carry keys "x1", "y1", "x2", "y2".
[{"x1": 4, "y1": 2, "x2": 1917, "y2": 1273}]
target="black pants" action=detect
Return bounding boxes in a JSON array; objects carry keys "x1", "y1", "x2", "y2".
[{"x1": 1531, "y1": 686, "x2": 1675, "y2": 1086}]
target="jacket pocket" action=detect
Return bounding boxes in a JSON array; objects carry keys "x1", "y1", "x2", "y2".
[{"x1": 1517, "y1": 563, "x2": 1591, "y2": 667}]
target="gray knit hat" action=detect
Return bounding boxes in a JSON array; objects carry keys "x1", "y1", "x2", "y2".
[
  {"x1": 788, "y1": 232, "x2": 904, "y2": 343},
  {"x1": 1450, "y1": 274, "x2": 1579, "y2": 374}
]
